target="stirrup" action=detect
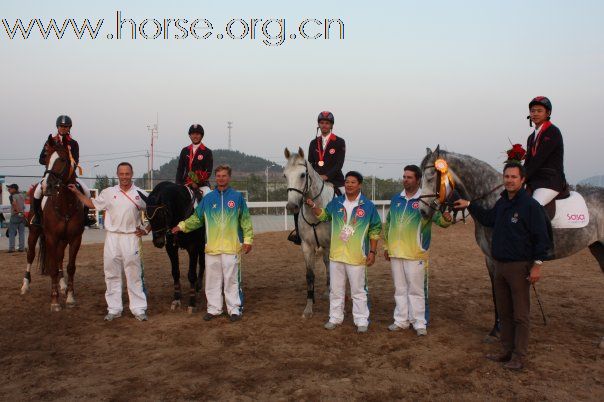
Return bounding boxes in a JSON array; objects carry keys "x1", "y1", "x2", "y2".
[{"x1": 287, "y1": 229, "x2": 302, "y2": 245}]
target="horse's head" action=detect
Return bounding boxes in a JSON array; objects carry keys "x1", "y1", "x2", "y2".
[
  {"x1": 284, "y1": 147, "x2": 310, "y2": 214},
  {"x1": 419, "y1": 145, "x2": 454, "y2": 219},
  {"x1": 141, "y1": 188, "x2": 171, "y2": 249},
  {"x1": 43, "y1": 135, "x2": 75, "y2": 196}
]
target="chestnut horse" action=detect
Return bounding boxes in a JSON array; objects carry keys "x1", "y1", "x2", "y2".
[{"x1": 40, "y1": 134, "x2": 85, "y2": 311}]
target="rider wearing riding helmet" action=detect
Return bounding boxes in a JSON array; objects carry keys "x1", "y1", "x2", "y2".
[
  {"x1": 175, "y1": 124, "x2": 213, "y2": 201},
  {"x1": 32, "y1": 115, "x2": 94, "y2": 226},
  {"x1": 288, "y1": 111, "x2": 346, "y2": 245},
  {"x1": 524, "y1": 96, "x2": 568, "y2": 206}
]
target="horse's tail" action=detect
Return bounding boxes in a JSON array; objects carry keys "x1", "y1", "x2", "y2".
[{"x1": 38, "y1": 231, "x2": 48, "y2": 276}]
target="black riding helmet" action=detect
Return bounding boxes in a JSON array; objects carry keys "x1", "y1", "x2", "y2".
[
  {"x1": 188, "y1": 124, "x2": 204, "y2": 137},
  {"x1": 56, "y1": 115, "x2": 72, "y2": 127},
  {"x1": 317, "y1": 111, "x2": 335, "y2": 125},
  {"x1": 527, "y1": 96, "x2": 552, "y2": 126}
]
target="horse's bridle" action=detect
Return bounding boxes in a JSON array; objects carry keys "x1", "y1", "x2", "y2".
[
  {"x1": 286, "y1": 162, "x2": 325, "y2": 203},
  {"x1": 286, "y1": 161, "x2": 327, "y2": 246},
  {"x1": 45, "y1": 153, "x2": 75, "y2": 190},
  {"x1": 144, "y1": 204, "x2": 170, "y2": 237}
]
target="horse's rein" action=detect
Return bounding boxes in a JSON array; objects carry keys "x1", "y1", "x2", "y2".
[
  {"x1": 287, "y1": 162, "x2": 325, "y2": 203},
  {"x1": 144, "y1": 204, "x2": 170, "y2": 236}
]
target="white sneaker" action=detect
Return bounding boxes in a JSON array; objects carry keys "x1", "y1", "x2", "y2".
[
  {"x1": 324, "y1": 322, "x2": 338, "y2": 330},
  {"x1": 416, "y1": 327, "x2": 427, "y2": 336},
  {"x1": 104, "y1": 312, "x2": 122, "y2": 321},
  {"x1": 134, "y1": 313, "x2": 148, "y2": 322},
  {"x1": 388, "y1": 323, "x2": 410, "y2": 331},
  {"x1": 357, "y1": 325, "x2": 368, "y2": 333}
]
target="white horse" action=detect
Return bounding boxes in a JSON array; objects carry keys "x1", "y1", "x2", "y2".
[{"x1": 284, "y1": 147, "x2": 334, "y2": 318}]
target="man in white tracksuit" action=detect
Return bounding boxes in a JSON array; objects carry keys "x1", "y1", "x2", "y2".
[
  {"x1": 69, "y1": 162, "x2": 150, "y2": 321},
  {"x1": 383, "y1": 165, "x2": 452, "y2": 336},
  {"x1": 172, "y1": 164, "x2": 253, "y2": 322}
]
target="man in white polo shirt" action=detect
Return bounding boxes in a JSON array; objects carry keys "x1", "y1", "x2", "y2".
[{"x1": 69, "y1": 162, "x2": 150, "y2": 321}]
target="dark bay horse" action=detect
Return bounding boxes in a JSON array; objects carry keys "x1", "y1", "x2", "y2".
[
  {"x1": 419, "y1": 147, "x2": 604, "y2": 344},
  {"x1": 39, "y1": 135, "x2": 85, "y2": 311},
  {"x1": 139, "y1": 182, "x2": 206, "y2": 312}
]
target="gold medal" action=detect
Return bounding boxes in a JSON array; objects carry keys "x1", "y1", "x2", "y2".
[{"x1": 318, "y1": 160, "x2": 325, "y2": 167}]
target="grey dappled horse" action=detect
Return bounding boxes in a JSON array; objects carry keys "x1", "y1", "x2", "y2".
[
  {"x1": 419, "y1": 147, "x2": 604, "y2": 346},
  {"x1": 284, "y1": 147, "x2": 334, "y2": 318}
]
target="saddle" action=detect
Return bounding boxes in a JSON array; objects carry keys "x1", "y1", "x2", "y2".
[{"x1": 540, "y1": 184, "x2": 570, "y2": 221}]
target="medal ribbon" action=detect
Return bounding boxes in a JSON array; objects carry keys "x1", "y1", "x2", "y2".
[
  {"x1": 316, "y1": 134, "x2": 334, "y2": 165},
  {"x1": 530, "y1": 121, "x2": 552, "y2": 157}
]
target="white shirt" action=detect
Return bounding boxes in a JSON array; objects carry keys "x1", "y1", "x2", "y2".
[
  {"x1": 317, "y1": 133, "x2": 331, "y2": 150},
  {"x1": 401, "y1": 188, "x2": 421, "y2": 201},
  {"x1": 342, "y1": 193, "x2": 361, "y2": 224},
  {"x1": 92, "y1": 185, "x2": 147, "y2": 233},
  {"x1": 192, "y1": 143, "x2": 200, "y2": 153}
]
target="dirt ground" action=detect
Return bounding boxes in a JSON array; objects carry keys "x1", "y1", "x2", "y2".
[{"x1": 0, "y1": 222, "x2": 602, "y2": 401}]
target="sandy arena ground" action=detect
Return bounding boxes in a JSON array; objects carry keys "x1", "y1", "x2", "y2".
[{"x1": 0, "y1": 221, "x2": 602, "y2": 401}]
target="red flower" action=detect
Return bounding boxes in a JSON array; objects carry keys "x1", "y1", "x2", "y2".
[{"x1": 506, "y1": 144, "x2": 526, "y2": 163}]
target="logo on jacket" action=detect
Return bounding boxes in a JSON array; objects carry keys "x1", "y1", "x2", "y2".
[
  {"x1": 412, "y1": 201, "x2": 420, "y2": 209},
  {"x1": 511, "y1": 212, "x2": 519, "y2": 224},
  {"x1": 198, "y1": 155, "x2": 204, "y2": 160},
  {"x1": 329, "y1": 148, "x2": 335, "y2": 154},
  {"x1": 356, "y1": 208, "x2": 365, "y2": 218},
  {"x1": 227, "y1": 200, "x2": 235, "y2": 208},
  {"x1": 135, "y1": 196, "x2": 140, "y2": 200}
]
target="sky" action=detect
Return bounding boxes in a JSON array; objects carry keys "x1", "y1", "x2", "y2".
[{"x1": 1, "y1": 0, "x2": 603, "y2": 188}]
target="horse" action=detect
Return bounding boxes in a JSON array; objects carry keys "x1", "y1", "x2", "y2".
[
  {"x1": 284, "y1": 147, "x2": 334, "y2": 318},
  {"x1": 20, "y1": 189, "x2": 69, "y2": 295},
  {"x1": 419, "y1": 146, "x2": 604, "y2": 345},
  {"x1": 37, "y1": 134, "x2": 85, "y2": 311},
  {"x1": 138, "y1": 181, "x2": 206, "y2": 313}
]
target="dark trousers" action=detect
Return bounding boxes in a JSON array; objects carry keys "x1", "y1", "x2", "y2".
[{"x1": 494, "y1": 260, "x2": 531, "y2": 357}]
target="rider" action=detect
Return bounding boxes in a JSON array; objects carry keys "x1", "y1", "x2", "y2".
[
  {"x1": 31, "y1": 115, "x2": 94, "y2": 226},
  {"x1": 288, "y1": 111, "x2": 346, "y2": 245},
  {"x1": 175, "y1": 124, "x2": 213, "y2": 201},
  {"x1": 524, "y1": 96, "x2": 567, "y2": 206}
]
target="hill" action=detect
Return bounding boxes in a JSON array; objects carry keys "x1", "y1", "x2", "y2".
[
  {"x1": 142, "y1": 149, "x2": 282, "y2": 183},
  {"x1": 578, "y1": 175, "x2": 604, "y2": 187}
]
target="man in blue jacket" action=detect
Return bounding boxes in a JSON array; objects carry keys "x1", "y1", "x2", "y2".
[{"x1": 455, "y1": 163, "x2": 551, "y2": 370}]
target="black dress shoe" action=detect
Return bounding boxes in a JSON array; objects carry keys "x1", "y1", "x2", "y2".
[
  {"x1": 503, "y1": 354, "x2": 524, "y2": 370},
  {"x1": 203, "y1": 313, "x2": 219, "y2": 321},
  {"x1": 486, "y1": 351, "x2": 512, "y2": 362},
  {"x1": 229, "y1": 314, "x2": 242, "y2": 322}
]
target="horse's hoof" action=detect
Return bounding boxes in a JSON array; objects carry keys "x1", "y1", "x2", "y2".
[
  {"x1": 50, "y1": 303, "x2": 62, "y2": 312},
  {"x1": 20, "y1": 279, "x2": 30, "y2": 295},
  {"x1": 482, "y1": 334, "x2": 499, "y2": 344},
  {"x1": 187, "y1": 306, "x2": 197, "y2": 314},
  {"x1": 171, "y1": 300, "x2": 181, "y2": 311},
  {"x1": 66, "y1": 293, "x2": 76, "y2": 307},
  {"x1": 59, "y1": 278, "x2": 67, "y2": 293},
  {"x1": 302, "y1": 310, "x2": 313, "y2": 319}
]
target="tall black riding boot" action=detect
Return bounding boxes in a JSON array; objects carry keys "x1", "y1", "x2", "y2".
[
  {"x1": 287, "y1": 212, "x2": 302, "y2": 245},
  {"x1": 31, "y1": 197, "x2": 43, "y2": 226}
]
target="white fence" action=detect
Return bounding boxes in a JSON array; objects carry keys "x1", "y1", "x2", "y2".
[{"x1": 246, "y1": 200, "x2": 391, "y2": 232}]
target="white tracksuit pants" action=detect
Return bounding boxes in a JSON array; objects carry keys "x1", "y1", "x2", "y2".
[
  {"x1": 328, "y1": 261, "x2": 370, "y2": 327},
  {"x1": 205, "y1": 253, "x2": 243, "y2": 316},
  {"x1": 103, "y1": 232, "x2": 147, "y2": 315},
  {"x1": 390, "y1": 258, "x2": 428, "y2": 329}
]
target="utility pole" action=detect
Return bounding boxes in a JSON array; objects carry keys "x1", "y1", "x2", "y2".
[
  {"x1": 227, "y1": 121, "x2": 233, "y2": 150},
  {"x1": 147, "y1": 114, "x2": 159, "y2": 189},
  {"x1": 145, "y1": 151, "x2": 150, "y2": 189}
]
